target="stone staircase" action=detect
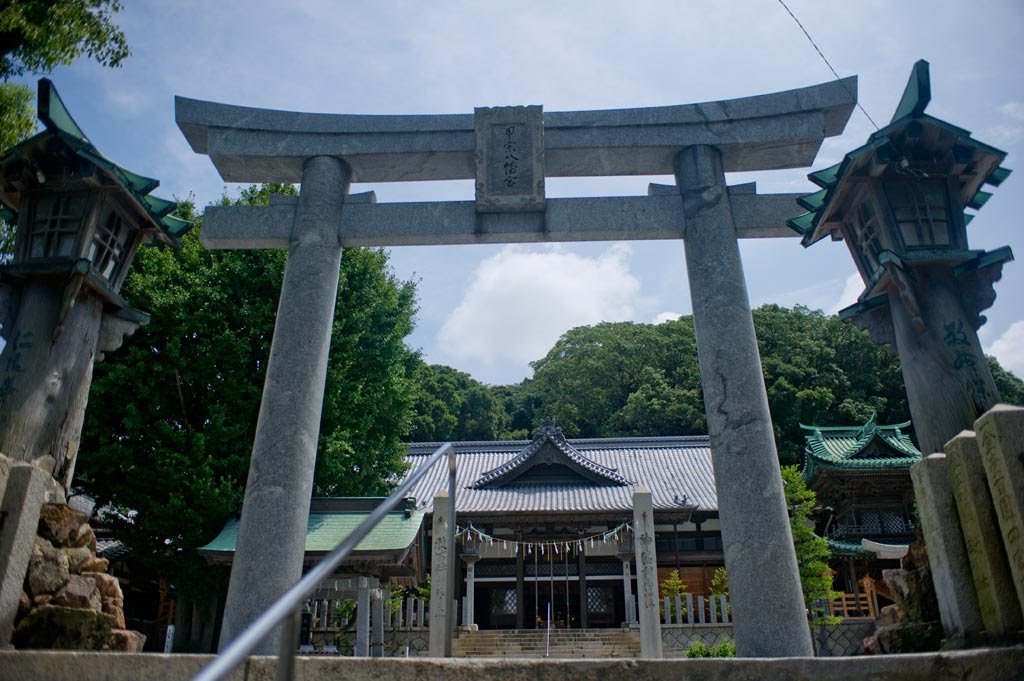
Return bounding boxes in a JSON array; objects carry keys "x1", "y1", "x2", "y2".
[{"x1": 451, "y1": 628, "x2": 641, "y2": 658}]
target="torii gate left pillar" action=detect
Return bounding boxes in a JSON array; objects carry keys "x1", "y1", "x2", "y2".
[{"x1": 217, "y1": 156, "x2": 350, "y2": 653}]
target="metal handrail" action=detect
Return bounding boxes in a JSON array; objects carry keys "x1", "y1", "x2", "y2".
[{"x1": 193, "y1": 442, "x2": 455, "y2": 681}]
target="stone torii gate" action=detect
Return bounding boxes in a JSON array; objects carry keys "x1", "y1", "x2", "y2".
[{"x1": 175, "y1": 77, "x2": 857, "y2": 657}]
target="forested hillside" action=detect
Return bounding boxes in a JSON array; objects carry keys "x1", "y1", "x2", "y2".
[{"x1": 412, "y1": 305, "x2": 1024, "y2": 465}]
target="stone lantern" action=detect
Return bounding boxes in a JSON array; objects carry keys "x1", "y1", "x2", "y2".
[
  {"x1": 789, "y1": 61, "x2": 1013, "y2": 455},
  {"x1": 0, "y1": 78, "x2": 190, "y2": 492},
  {"x1": 0, "y1": 79, "x2": 190, "y2": 648}
]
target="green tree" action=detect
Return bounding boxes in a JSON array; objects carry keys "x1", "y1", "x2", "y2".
[
  {"x1": 709, "y1": 566, "x2": 729, "y2": 597},
  {"x1": 753, "y1": 305, "x2": 909, "y2": 464},
  {"x1": 988, "y1": 356, "x2": 1024, "y2": 405},
  {"x1": 0, "y1": 81, "x2": 32, "y2": 148},
  {"x1": 781, "y1": 465, "x2": 841, "y2": 626},
  {"x1": 659, "y1": 569, "x2": 687, "y2": 621},
  {"x1": 408, "y1": 361, "x2": 509, "y2": 442},
  {"x1": 0, "y1": 81, "x2": 35, "y2": 260},
  {"x1": 0, "y1": 0, "x2": 129, "y2": 78},
  {"x1": 77, "y1": 184, "x2": 418, "y2": 600},
  {"x1": 523, "y1": 318, "x2": 704, "y2": 437}
]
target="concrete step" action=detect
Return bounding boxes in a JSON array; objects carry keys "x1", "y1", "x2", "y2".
[{"x1": 452, "y1": 628, "x2": 641, "y2": 658}]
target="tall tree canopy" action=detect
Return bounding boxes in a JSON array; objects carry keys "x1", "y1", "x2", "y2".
[
  {"x1": 408, "y1": 360, "x2": 509, "y2": 442},
  {"x1": 0, "y1": 0, "x2": 129, "y2": 78},
  {"x1": 77, "y1": 185, "x2": 418, "y2": 599}
]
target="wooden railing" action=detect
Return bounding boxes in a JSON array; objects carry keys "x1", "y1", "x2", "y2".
[{"x1": 829, "y1": 576, "x2": 880, "y2": 620}]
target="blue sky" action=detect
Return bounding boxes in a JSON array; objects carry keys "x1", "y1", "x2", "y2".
[{"x1": 15, "y1": 0, "x2": 1024, "y2": 384}]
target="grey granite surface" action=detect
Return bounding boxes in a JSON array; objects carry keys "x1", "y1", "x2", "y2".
[{"x1": 675, "y1": 144, "x2": 813, "y2": 657}]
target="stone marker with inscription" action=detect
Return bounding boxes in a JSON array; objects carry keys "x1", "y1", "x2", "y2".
[
  {"x1": 974, "y1": 404, "x2": 1024, "y2": 616},
  {"x1": 945, "y1": 430, "x2": 1023, "y2": 638},
  {"x1": 910, "y1": 453, "x2": 984, "y2": 639}
]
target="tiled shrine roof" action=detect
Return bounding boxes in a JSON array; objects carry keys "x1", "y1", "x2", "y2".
[
  {"x1": 200, "y1": 497, "x2": 423, "y2": 556},
  {"x1": 801, "y1": 413, "x2": 921, "y2": 487},
  {"x1": 405, "y1": 432, "x2": 716, "y2": 516}
]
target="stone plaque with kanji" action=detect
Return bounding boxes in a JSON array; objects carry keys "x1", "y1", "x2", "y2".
[{"x1": 474, "y1": 105, "x2": 544, "y2": 212}]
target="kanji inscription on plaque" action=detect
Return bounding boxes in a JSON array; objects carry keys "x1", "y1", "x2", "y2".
[{"x1": 474, "y1": 105, "x2": 545, "y2": 213}]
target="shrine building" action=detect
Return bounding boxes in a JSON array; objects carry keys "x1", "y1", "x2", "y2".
[{"x1": 203, "y1": 422, "x2": 724, "y2": 630}]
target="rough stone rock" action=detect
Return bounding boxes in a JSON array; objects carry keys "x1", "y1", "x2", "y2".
[
  {"x1": 52, "y1": 575, "x2": 101, "y2": 611},
  {"x1": 880, "y1": 604, "x2": 908, "y2": 626},
  {"x1": 31, "y1": 594, "x2": 53, "y2": 607},
  {"x1": 70, "y1": 523, "x2": 96, "y2": 550},
  {"x1": 80, "y1": 556, "x2": 109, "y2": 573},
  {"x1": 874, "y1": 621, "x2": 943, "y2": 653},
  {"x1": 84, "y1": 572, "x2": 122, "y2": 601},
  {"x1": 883, "y1": 568, "x2": 940, "y2": 623},
  {"x1": 37, "y1": 504, "x2": 88, "y2": 546},
  {"x1": 11, "y1": 605, "x2": 114, "y2": 650},
  {"x1": 102, "y1": 597, "x2": 126, "y2": 629},
  {"x1": 27, "y1": 537, "x2": 69, "y2": 595},
  {"x1": 860, "y1": 635, "x2": 879, "y2": 655},
  {"x1": 106, "y1": 629, "x2": 146, "y2": 652},
  {"x1": 63, "y1": 546, "x2": 92, "y2": 574},
  {"x1": 18, "y1": 591, "x2": 31, "y2": 618}
]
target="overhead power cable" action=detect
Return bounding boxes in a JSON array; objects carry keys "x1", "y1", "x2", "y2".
[{"x1": 775, "y1": 0, "x2": 882, "y2": 132}]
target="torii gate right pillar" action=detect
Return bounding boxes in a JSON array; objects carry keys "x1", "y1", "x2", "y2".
[{"x1": 675, "y1": 145, "x2": 814, "y2": 657}]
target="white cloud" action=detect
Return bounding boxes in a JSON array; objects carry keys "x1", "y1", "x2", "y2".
[
  {"x1": 831, "y1": 273, "x2": 864, "y2": 315},
  {"x1": 437, "y1": 244, "x2": 641, "y2": 372},
  {"x1": 999, "y1": 102, "x2": 1024, "y2": 121},
  {"x1": 988, "y1": 321, "x2": 1024, "y2": 379},
  {"x1": 654, "y1": 311, "x2": 682, "y2": 324}
]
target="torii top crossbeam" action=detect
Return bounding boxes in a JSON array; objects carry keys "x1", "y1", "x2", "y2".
[
  {"x1": 176, "y1": 77, "x2": 855, "y2": 184},
  {"x1": 174, "y1": 78, "x2": 855, "y2": 249}
]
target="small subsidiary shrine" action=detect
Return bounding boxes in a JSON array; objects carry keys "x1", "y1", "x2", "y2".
[{"x1": 801, "y1": 414, "x2": 921, "y2": 616}]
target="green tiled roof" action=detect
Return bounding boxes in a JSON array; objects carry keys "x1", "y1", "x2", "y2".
[
  {"x1": 801, "y1": 413, "x2": 921, "y2": 486},
  {"x1": 787, "y1": 60, "x2": 1011, "y2": 248},
  {"x1": 0, "y1": 79, "x2": 191, "y2": 243},
  {"x1": 200, "y1": 503, "x2": 424, "y2": 556},
  {"x1": 827, "y1": 538, "x2": 874, "y2": 558}
]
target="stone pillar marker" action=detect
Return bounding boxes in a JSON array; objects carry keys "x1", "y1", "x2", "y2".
[
  {"x1": 632, "y1": 486, "x2": 662, "y2": 658},
  {"x1": 620, "y1": 556, "x2": 633, "y2": 625},
  {"x1": 218, "y1": 155, "x2": 351, "y2": 654},
  {"x1": 910, "y1": 453, "x2": 983, "y2": 638},
  {"x1": 945, "y1": 430, "x2": 1023, "y2": 637},
  {"x1": 975, "y1": 404, "x2": 1024, "y2": 615},
  {"x1": 463, "y1": 556, "x2": 478, "y2": 629},
  {"x1": 0, "y1": 457, "x2": 49, "y2": 646},
  {"x1": 371, "y1": 585, "x2": 384, "y2": 657},
  {"x1": 354, "y1": 577, "x2": 370, "y2": 656},
  {"x1": 428, "y1": 490, "x2": 452, "y2": 657},
  {"x1": 674, "y1": 145, "x2": 813, "y2": 657}
]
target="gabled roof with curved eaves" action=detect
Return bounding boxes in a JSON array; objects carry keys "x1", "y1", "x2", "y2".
[
  {"x1": 801, "y1": 413, "x2": 920, "y2": 487},
  {"x1": 472, "y1": 421, "x2": 630, "y2": 489}
]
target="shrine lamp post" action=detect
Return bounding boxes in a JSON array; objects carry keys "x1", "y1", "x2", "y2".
[
  {"x1": 0, "y1": 79, "x2": 190, "y2": 496},
  {"x1": 789, "y1": 61, "x2": 1013, "y2": 456}
]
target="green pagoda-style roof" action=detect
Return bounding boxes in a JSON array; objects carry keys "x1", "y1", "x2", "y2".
[
  {"x1": 801, "y1": 413, "x2": 921, "y2": 487},
  {"x1": 0, "y1": 79, "x2": 190, "y2": 243},
  {"x1": 200, "y1": 497, "x2": 424, "y2": 557},
  {"x1": 788, "y1": 60, "x2": 1011, "y2": 248}
]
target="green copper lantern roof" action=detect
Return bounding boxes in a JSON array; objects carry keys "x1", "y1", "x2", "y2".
[
  {"x1": 0, "y1": 79, "x2": 191, "y2": 244},
  {"x1": 801, "y1": 413, "x2": 921, "y2": 487},
  {"x1": 199, "y1": 498, "x2": 424, "y2": 557},
  {"x1": 788, "y1": 60, "x2": 1012, "y2": 248}
]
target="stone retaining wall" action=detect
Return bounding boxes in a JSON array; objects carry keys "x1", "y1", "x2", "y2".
[{"x1": 661, "y1": 621, "x2": 875, "y2": 657}]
